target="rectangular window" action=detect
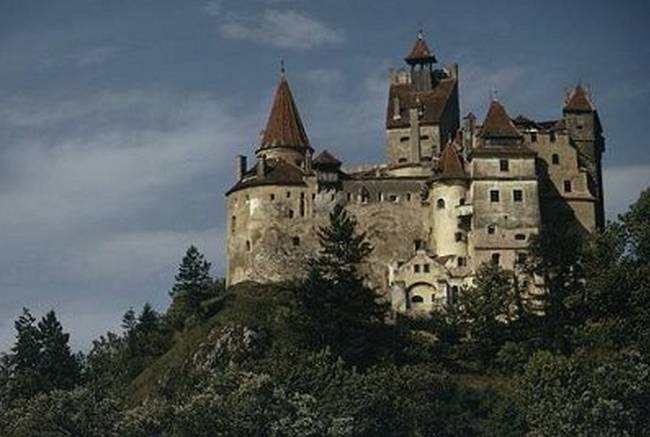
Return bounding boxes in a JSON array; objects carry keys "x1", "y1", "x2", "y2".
[
  {"x1": 491, "y1": 253, "x2": 500, "y2": 265},
  {"x1": 457, "y1": 257, "x2": 466, "y2": 267},
  {"x1": 490, "y1": 190, "x2": 500, "y2": 202},
  {"x1": 487, "y1": 224, "x2": 496, "y2": 235},
  {"x1": 454, "y1": 232, "x2": 462, "y2": 242},
  {"x1": 564, "y1": 180, "x2": 572, "y2": 193},
  {"x1": 270, "y1": 193, "x2": 275, "y2": 200},
  {"x1": 517, "y1": 252, "x2": 527, "y2": 264},
  {"x1": 531, "y1": 132, "x2": 538, "y2": 142},
  {"x1": 286, "y1": 191, "x2": 291, "y2": 198},
  {"x1": 423, "y1": 264, "x2": 430, "y2": 273},
  {"x1": 550, "y1": 132, "x2": 557, "y2": 142},
  {"x1": 499, "y1": 159, "x2": 509, "y2": 172},
  {"x1": 513, "y1": 189, "x2": 523, "y2": 202},
  {"x1": 414, "y1": 264, "x2": 420, "y2": 273}
]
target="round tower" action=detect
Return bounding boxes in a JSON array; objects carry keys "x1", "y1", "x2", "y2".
[{"x1": 431, "y1": 142, "x2": 468, "y2": 258}]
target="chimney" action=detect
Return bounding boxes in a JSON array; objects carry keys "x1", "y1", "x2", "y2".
[
  {"x1": 256, "y1": 156, "x2": 266, "y2": 178},
  {"x1": 236, "y1": 155, "x2": 247, "y2": 180}
]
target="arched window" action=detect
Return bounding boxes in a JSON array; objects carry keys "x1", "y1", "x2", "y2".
[
  {"x1": 552, "y1": 153, "x2": 560, "y2": 165},
  {"x1": 436, "y1": 198, "x2": 445, "y2": 209},
  {"x1": 411, "y1": 295, "x2": 424, "y2": 303}
]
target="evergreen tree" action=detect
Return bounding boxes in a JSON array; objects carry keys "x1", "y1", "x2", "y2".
[
  {"x1": 168, "y1": 245, "x2": 213, "y2": 327},
  {"x1": 37, "y1": 310, "x2": 80, "y2": 390},
  {"x1": 11, "y1": 308, "x2": 40, "y2": 371},
  {"x1": 296, "y1": 204, "x2": 389, "y2": 365}
]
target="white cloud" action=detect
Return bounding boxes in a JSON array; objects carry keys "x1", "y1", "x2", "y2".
[{"x1": 217, "y1": 9, "x2": 344, "y2": 49}]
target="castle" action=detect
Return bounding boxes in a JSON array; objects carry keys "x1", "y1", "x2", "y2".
[{"x1": 225, "y1": 32, "x2": 605, "y2": 314}]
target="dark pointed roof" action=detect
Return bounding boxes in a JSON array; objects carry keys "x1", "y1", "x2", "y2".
[
  {"x1": 405, "y1": 31, "x2": 437, "y2": 65},
  {"x1": 564, "y1": 85, "x2": 595, "y2": 113},
  {"x1": 479, "y1": 100, "x2": 522, "y2": 139},
  {"x1": 260, "y1": 75, "x2": 310, "y2": 150},
  {"x1": 313, "y1": 150, "x2": 341, "y2": 166},
  {"x1": 436, "y1": 141, "x2": 466, "y2": 180}
]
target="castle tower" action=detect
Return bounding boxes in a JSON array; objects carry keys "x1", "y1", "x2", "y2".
[
  {"x1": 256, "y1": 67, "x2": 313, "y2": 169},
  {"x1": 469, "y1": 99, "x2": 541, "y2": 270},
  {"x1": 562, "y1": 85, "x2": 605, "y2": 228},
  {"x1": 385, "y1": 31, "x2": 460, "y2": 169},
  {"x1": 431, "y1": 141, "x2": 468, "y2": 259}
]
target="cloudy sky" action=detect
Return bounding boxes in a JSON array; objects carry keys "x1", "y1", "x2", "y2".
[{"x1": 1, "y1": 0, "x2": 649, "y2": 351}]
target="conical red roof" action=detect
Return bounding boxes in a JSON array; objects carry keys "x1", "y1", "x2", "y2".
[
  {"x1": 437, "y1": 141, "x2": 466, "y2": 179},
  {"x1": 479, "y1": 100, "x2": 522, "y2": 139},
  {"x1": 261, "y1": 76, "x2": 310, "y2": 149},
  {"x1": 405, "y1": 32, "x2": 437, "y2": 64},
  {"x1": 564, "y1": 85, "x2": 595, "y2": 112}
]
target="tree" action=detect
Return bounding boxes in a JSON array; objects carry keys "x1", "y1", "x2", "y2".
[
  {"x1": 621, "y1": 187, "x2": 650, "y2": 264},
  {"x1": 457, "y1": 263, "x2": 521, "y2": 365},
  {"x1": 295, "y1": 204, "x2": 389, "y2": 365},
  {"x1": 168, "y1": 245, "x2": 213, "y2": 327},
  {"x1": 11, "y1": 308, "x2": 40, "y2": 372},
  {"x1": 37, "y1": 310, "x2": 80, "y2": 390}
]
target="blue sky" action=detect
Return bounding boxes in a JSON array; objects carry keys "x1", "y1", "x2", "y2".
[{"x1": 1, "y1": 0, "x2": 649, "y2": 351}]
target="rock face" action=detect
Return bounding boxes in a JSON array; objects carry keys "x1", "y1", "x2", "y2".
[{"x1": 225, "y1": 33, "x2": 605, "y2": 315}]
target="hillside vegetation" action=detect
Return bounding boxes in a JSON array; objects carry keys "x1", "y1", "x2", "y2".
[{"x1": 1, "y1": 192, "x2": 650, "y2": 436}]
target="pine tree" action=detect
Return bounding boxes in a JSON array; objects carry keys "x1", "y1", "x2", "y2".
[
  {"x1": 296, "y1": 204, "x2": 388, "y2": 365},
  {"x1": 37, "y1": 310, "x2": 80, "y2": 390},
  {"x1": 168, "y1": 245, "x2": 213, "y2": 326},
  {"x1": 11, "y1": 308, "x2": 40, "y2": 371}
]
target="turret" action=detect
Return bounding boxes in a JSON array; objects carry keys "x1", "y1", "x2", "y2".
[
  {"x1": 256, "y1": 65, "x2": 313, "y2": 169},
  {"x1": 563, "y1": 85, "x2": 605, "y2": 228},
  {"x1": 431, "y1": 141, "x2": 468, "y2": 258}
]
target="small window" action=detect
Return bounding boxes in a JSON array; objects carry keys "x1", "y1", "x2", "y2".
[
  {"x1": 490, "y1": 190, "x2": 500, "y2": 202},
  {"x1": 457, "y1": 257, "x2": 466, "y2": 267},
  {"x1": 423, "y1": 264, "x2": 430, "y2": 273},
  {"x1": 448, "y1": 286, "x2": 459, "y2": 305},
  {"x1": 361, "y1": 188, "x2": 370, "y2": 204},
  {"x1": 550, "y1": 132, "x2": 557, "y2": 142},
  {"x1": 398, "y1": 158, "x2": 407, "y2": 163},
  {"x1": 454, "y1": 232, "x2": 462, "y2": 242},
  {"x1": 288, "y1": 209, "x2": 294, "y2": 218},
  {"x1": 245, "y1": 240, "x2": 251, "y2": 251},
  {"x1": 513, "y1": 189, "x2": 523, "y2": 202},
  {"x1": 552, "y1": 153, "x2": 560, "y2": 165},
  {"x1": 459, "y1": 198, "x2": 466, "y2": 206},
  {"x1": 437, "y1": 198, "x2": 445, "y2": 209},
  {"x1": 564, "y1": 180, "x2": 572, "y2": 193},
  {"x1": 292, "y1": 237, "x2": 300, "y2": 246},
  {"x1": 378, "y1": 192, "x2": 383, "y2": 202},
  {"x1": 487, "y1": 224, "x2": 496, "y2": 235},
  {"x1": 406, "y1": 193, "x2": 412, "y2": 201},
  {"x1": 420, "y1": 135, "x2": 430, "y2": 140},
  {"x1": 231, "y1": 216, "x2": 236, "y2": 234},
  {"x1": 270, "y1": 193, "x2": 275, "y2": 200},
  {"x1": 531, "y1": 132, "x2": 538, "y2": 142},
  {"x1": 499, "y1": 159, "x2": 509, "y2": 172},
  {"x1": 414, "y1": 264, "x2": 421, "y2": 273},
  {"x1": 517, "y1": 252, "x2": 527, "y2": 264},
  {"x1": 286, "y1": 191, "x2": 291, "y2": 198},
  {"x1": 491, "y1": 253, "x2": 500, "y2": 265},
  {"x1": 346, "y1": 193, "x2": 352, "y2": 201},
  {"x1": 515, "y1": 233, "x2": 527, "y2": 241},
  {"x1": 414, "y1": 239, "x2": 424, "y2": 250},
  {"x1": 411, "y1": 295, "x2": 424, "y2": 303},
  {"x1": 299, "y1": 200, "x2": 305, "y2": 217},
  {"x1": 312, "y1": 193, "x2": 316, "y2": 200},
  {"x1": 389, "y1": 195, "x2": 398, "y2": 202},
  {"x1": 400, "y1": 136, "x2": 410, "y2": 143},
  {"x1": 300, "y1": 192, "x2": 305, "y2": 199}
]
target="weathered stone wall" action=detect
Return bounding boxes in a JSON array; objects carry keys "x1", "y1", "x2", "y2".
[{"x1": 386, "y1": 125, "x2": 440, "y2": 165}]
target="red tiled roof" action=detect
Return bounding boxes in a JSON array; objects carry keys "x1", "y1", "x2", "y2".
[
  {"x1": 436, "y1": 141, "x2": 466, "y2": 180},
  {"x1": 261, "y1": 77, "x2": 310, "y2": 149},
  {"x1": 479, "y1": 100, "x2": 522, "y2": 139},
  {"x1": 564, "y1": 85, "x2": 595, "y2": 112},
  {"x1": 386, "y1": 77, "x2": 457, "y2": 128},
  {"x1": 313, "y1": 150, "x2": 341, "y2": 166},
  {"x1": 226, "y1": 158, "x2": 306, "y2": 195},
  {"x1": 405, "y1": 32, "x2": 437, "y2": 64}
]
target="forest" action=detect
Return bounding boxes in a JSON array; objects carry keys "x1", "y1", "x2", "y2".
[{"x1": 1, "y1": 188, "x2": 649, "y2": 436}]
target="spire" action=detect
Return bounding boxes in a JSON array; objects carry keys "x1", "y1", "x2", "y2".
[
  {"x1": 437, "y1": 141, "x2": 466, "y2": 180},
  {"x1": 405, "y1": 30, "x2": 437, "y2": 65},
  {"x1": 479, "y1": 99, "x2": 522, "y2": 139},
  {"x1": 260, "y1": 67, "x2": 310, "y2": 150},
  {"x1": 564, "y1": 84, "x2": 595, "y2": 113}
]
